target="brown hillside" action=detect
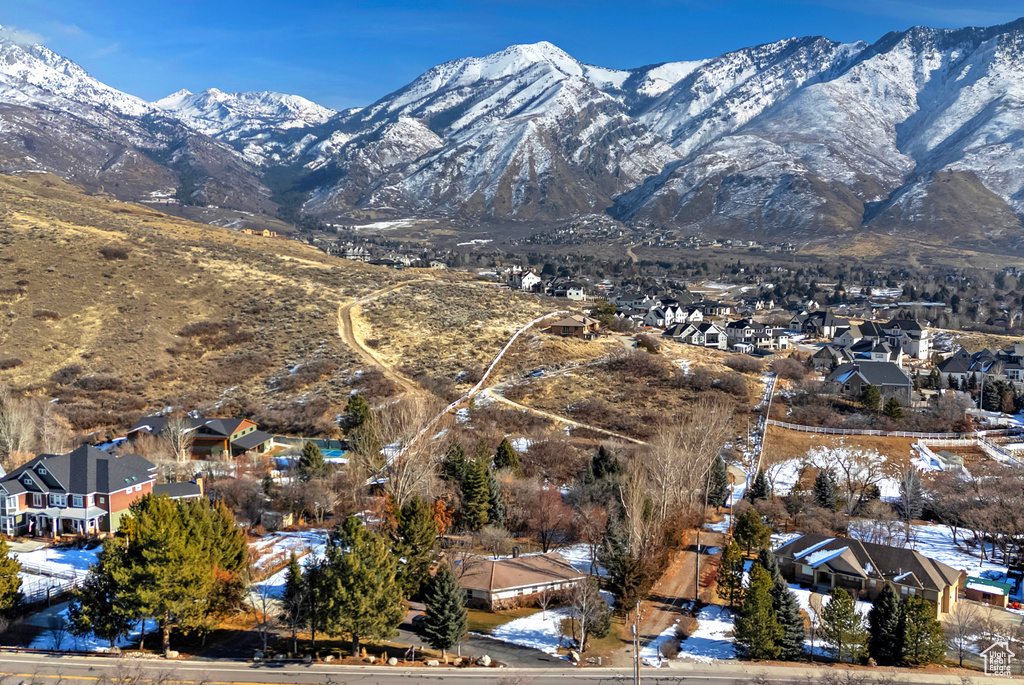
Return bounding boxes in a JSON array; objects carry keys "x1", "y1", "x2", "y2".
[{"x1": 0, "y1": 173, "x2": 412, "y2": 435}]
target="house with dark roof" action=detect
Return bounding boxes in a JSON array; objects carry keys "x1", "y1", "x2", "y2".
[
  {"x1": 0, "y1": 445, "x2": 155, "y2": 537},
  {"x1": 775, "y1": 534, "x2": 965, "y2": 616},
  {"x1": 668, "y1": 322, "x2": 727, "y2": 349},
  {"x1": 790, "y1": 311, "x2": 849, "y2": 339},
  {"x1": 827, "y1": 361, "x2": 913, "y2": 403},
  {"x1": 882, "y1": 318, "x2": 931, "y2": 360},
  {"x1": 457, "y1": 552, "x2": 586, "y2": 610},
  {"x1": 127, "y1": 416, "x2": 272, "y2": 459},
  {"x1": 547, "y1": 315, "x2": 599, "y2": 340}
]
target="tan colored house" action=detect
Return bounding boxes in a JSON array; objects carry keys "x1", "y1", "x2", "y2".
[
  {"x1": 457, "y1": 552, "x2": 585, "y2": 610},
  {"x1": 548, "y1": 315, "x2": 599, "y2": 340},
  {"x1": 775, "y1": 534, "x2": 965, "y2": 616}
]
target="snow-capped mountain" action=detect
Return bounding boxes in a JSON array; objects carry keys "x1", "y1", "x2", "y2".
[
  {"x1": 153, "y1": 88, "x2": 337, "y2": 165},
  {"x1": 2, "y1": 20, "x2": 1024, "y2": 247}
]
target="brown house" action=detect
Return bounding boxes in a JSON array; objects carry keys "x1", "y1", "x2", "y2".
[
  {"x1": 457, "y1": 552, "x2": 585, "y2": 610},
  {"x1": 775, "y1": 534, "x2": 965, "y2": 616},
  {"x1": 548, "y1": 315, "x2": 599, "y2": 340},
  {"x1": 127, "y1": 416, "x2": 272, "y2": 458}
]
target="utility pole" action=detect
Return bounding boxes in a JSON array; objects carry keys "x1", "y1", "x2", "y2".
[{"x1": 632, "y1": 599, "x2": 641, "y2": 685}]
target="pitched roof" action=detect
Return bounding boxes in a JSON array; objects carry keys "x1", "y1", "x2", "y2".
[
  {"x1": 153, "y1": 481, "x2": 204, "y2": 499},
  {"x1": 827, "y1": 361, "x2": 911, "y2": 388},
  {"x1": 232, "y1": 430, "x2": 273, "y2": 451},
  {"x1": 775, "y1": 534, "x2": 962, "y2": 592},
  {"x1": 549, "y1": 315, "x2": 598, "y2": 328},
  {"x1": 457, "y1": 552, "x2": 586, "y2": 594},
  {"x1": 1, "y1": 446, "x2": 155, "y2": 495}
]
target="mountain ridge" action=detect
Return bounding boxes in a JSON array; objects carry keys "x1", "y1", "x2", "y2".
[{"x1": 2, "y1": 22, "x2": 1024, "y2": 249}]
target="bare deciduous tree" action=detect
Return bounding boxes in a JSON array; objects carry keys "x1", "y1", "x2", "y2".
[
  {"x1": 0, "y1": 384, "x2": 37, "y2": 468},
  {"x1": 945, "y1": 601, "x2": 982, "y2": 667},
  {"x1": 479, "y1": 524, "x2": 511, "y2": 559},
  {"x1": 353, "y1": 396, "x2": 447, "y2": 509},
  {"x1": 246, "y1": 583, "x2": 279, "y2": 655},
  {"x1": 162, "y1": 417, "x2": 195, "y2": 479}
]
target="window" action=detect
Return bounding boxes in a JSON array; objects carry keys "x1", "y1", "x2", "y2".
[
  {"x1": 72, "y1": 495, "x2": 83, "y2": 508},
  {"x1": 801, "y1": 565, "x2": 813, "y2": 575},
  {"x1": 32, "y1": 493, "x2": 42, "y2": 508},
  {"x1": 98, "y1": 496, "x2": 106, "y2": 504},
  {"x1": 87, "y1": 495, "x2": 93, "y2": 507},
  {"x1": 49, "y1": 494, "x2": 66, "y2": 508}
]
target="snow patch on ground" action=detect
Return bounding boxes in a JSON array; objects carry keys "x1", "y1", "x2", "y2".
[
  {"x1": 488, "y1": 608, "x2": 569, "y2": 657},
  {"x1": 678, "y1": 605, "x2": 737, "y2": 662},
  {"x1": 30, "y1": 607, "x2": 158, "y2": 652}
]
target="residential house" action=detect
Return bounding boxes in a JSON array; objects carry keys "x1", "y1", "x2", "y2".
[
  {"x1": 882, "y1": 319, "x2": 931, "y2": 360},
  {"x1": 775, "y1": 534, "x2": 965, "y2": 616},
  {"x1": 152, "y1": 480, "x2": 204, "y2": 501},
  {"x1": 509, "y1": 271, "x2": 542, "y2": 292},
  {"x1": 826, "y1": 361, "x2": 914, "y2": 403},
  {"x1": 127, "y1": 416, "x2": 272, "y2": 459},
  {"x1": 457, "y1": 552, "x2": 585, "y2": 610},
  {"x1": 790, "y1": 311, "x2": 849, "y2": 339},
  {"x1": 668, "y1": 322, "x2": 727, "y2": 349},
  {"x1": 682, "y1": 307, "x2": 704, "y2": 323},
  {"x1": 938, "y1": 345, "x2": 1024, "y2": 390},
  {"x1": 548, "y1": 315, "x2": 600, "y2": 340},
  {"x1": 700, "y1": 301, "x2": 733, "y2": 317},
  {"x1": 833, "y1": 322, "x2": 886, "y2": 347},
  {"x1": 0, "y1": 445, "x2": 156, "y2": 537}
]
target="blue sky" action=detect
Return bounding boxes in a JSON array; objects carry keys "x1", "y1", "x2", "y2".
[{"x1": 2, "y1": 1, "x2": 1023, "y2": 110}]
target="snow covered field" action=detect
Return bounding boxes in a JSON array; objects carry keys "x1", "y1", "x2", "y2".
[
  {"x1": 30, "y1": 608, "x2": 157, "y2": 652},
  {"x1": 488, "y1": 608, "x2": 570, "y2": 656},
  {"x1": 13, "y1": 546, "x2": 100, "y2": 577},
  {"x1": 250, "y1": 531, "x2": 328, "y2": 598}
]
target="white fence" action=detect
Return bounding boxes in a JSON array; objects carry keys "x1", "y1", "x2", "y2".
[
  {"x1": 766, "y1": 419, "x2": 1024, "y2": 440},
  {"x1": 15, "y1": 559, "x2": 88, "y2": 604}
]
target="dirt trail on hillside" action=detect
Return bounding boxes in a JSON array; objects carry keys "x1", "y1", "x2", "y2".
[{"x1": 337, "y1": 278, "x2": 433, "y2": 397}]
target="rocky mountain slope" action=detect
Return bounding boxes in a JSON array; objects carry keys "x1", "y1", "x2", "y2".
[{"x1": 2, "y1": 20, "x2": 1024, "y2": 248}]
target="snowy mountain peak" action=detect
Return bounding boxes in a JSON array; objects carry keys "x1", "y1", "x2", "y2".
[
  {"x1": 153, "y1": 87, "x2": 336, "y2": 141},
  {"x1": 0, "y1": 28, "x2": 153, "y2": 117}
]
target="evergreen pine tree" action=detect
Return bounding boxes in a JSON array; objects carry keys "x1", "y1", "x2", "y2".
[
  {"x1": 608, "y1": 552, "x2": 653, "y2": 614},
  {"x1": 735, "y1": 565, "x2": 782, "y2": 660},
  {"x1": 771, "y1": 575, "x2": 805, "y2": 661},
  {"x1": 734, "y1": 508, "x2": 771, "y2": 555},
  {"x1": 393, "y1": 498, "x2": 439, "y2": 598},
  {"x1": 344, "y1": 393, "x2": 372, "y2": 431},
  {"x1": 120, "y1": 495, "x2": 213, "y2": 655},
  {"x1": 325, "y1": 515, "x2": 406, "y2": 656},
  {"x1": 298, "y1": 441, "x2": 329, "y2": 481},
  {"x1": 749, "y1": 469, "x2": 770, "y2": 501},
  {"x1": 493, "y1": 438, "x2": 522, "y2": 476},
  {"x1": 441, "y1": 440, "x2": 468, "y2": 483},
  {"x1": 0, "y1": 535, "x2": 22, "y2": 615},
  {"x1": 947, "y1": 374, "x2": 958, "y2": 392},
  {"x1": 68, "y1": 537, "x2": 136, "y2": 648},
  {"x1": 755, "y1": 547, "x2": 781, "y2": 584},
  {"x1": 592, "y1": 445, "x2": 623, "y2": 480},
  {"x1": 883, "y1": 397, "x2": 904, "y2": 420},
  {"x1": 900, "y1": 595, "x2": 946, "y2": 665},
  {"x1": 461, "y1": 458, "x2": 491, "y2": 530},
  {"x1": 422, "y1": 565, "x2": 468, "y2": 660},
  {"x1": 709, "y1": 456, "x2": 730, "y2": 508},
  {"x1": 280, "y1": 553, "x2": 306, "y2": 654},
  {"x1": 928, "y1": 368, "x2": 941, "y2": 389},
  {"x1": 814, "y1": 468, "x2": 839, "y2": 511},
  {"x1": 717, "y1": 541, "x2": 746, "y2": 609},
  {"x1": 486, "y1": 468, "x2": 505, "y2": 527},
  {"x1": 822, "y1": 588, "x2": 866, "y2": 663},
  {"x1": 867, "y1": 582, "x2": 903, "y2": 666},
  {"x1": 861, "y1": 384, "x2": 881, "y2": 411},
  {"x1": 473, "y1": 438, "x2": 491, "y2": 463}
]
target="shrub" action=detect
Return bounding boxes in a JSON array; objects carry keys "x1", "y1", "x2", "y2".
[
  {"x1": 277, "y1": 358, "x2": 339, "y2": 393},
  {"x1": 51, "y1": 363, "x2": 85, "y2": 385},
  {"x1": 0, "y1": 358, "x2": 23, "y2": 370},
  {"x1": 636, "y1": 333, "x2": 661, "y2": 354},
  {"x1": 32, "y1": 309, "x2": 61, "y2": 321},
  {"x1": 212, "y1": 350, "x2": 273, "y2": 385},
  {"x1": 716, "y1": 372, "x2": 750, "y2": 399},
  {"x1": 74, "y1": 373, "x2": 123, "y2": 392},
  {"x1": 99, "y1": 245, "x2": 132, "y2": 260},
  {"x1": 364, "y1": 338, "x2": 381, "y2": 349},
  {"x1": 770, "y1": 357, "x2": 807, "y2": 381},
  {"x1": 724, "y1": 355, "x2": 763, "y2": 374},
  {"x1": 351, "y1": 367, "x2": 397, "y2": 401},
  {"x1": 606, "y1": 349, "x2": 667, "y2": 380}
]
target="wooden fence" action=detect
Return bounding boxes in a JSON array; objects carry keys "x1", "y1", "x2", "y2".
[{"x1": 765, "y1": 419, "x2": 1024, "y2": 440}]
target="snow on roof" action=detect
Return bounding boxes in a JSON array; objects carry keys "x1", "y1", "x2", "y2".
[
  {"x1": 805, "y1": 546, "x2": 849, "y2": 567},
  {"x1": 793, "y1": 537, "x2": 834, "y2": 560},
  {"x1": 894, "y1": 571, "x2": 913, "y2": 582},
  {"x1": 967, "y1": 582, "x2": 1007, "y2": 596}
]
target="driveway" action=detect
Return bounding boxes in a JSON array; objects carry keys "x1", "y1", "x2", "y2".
[{"x1": 394, "y1": 619, "x2": 570, "y2": 668}]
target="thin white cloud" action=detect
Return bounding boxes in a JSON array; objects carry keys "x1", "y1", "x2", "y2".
[
  {"x1": 93, "y1": 43, "x2": 120, "y2": 57},
  {"x1": 50, "y1": 22, "x2": 85, "y2": 37},
  {"x1": 0, "y1": 25, "x2": 46, "y2": 46}
]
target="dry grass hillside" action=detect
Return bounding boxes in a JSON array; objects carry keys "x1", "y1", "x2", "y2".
[
  {"x1": 355, "y1": 282, "x2": 565, "y2": 397},
  {"x1": 0, "y1": 173, "x2": 413, "y2": 435}
]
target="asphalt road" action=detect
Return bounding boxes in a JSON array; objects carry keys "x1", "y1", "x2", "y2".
[{"x1": 0, "y1": 651, "x2": 1013, "y2": 685}]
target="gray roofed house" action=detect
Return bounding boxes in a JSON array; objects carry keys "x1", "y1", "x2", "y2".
[
  {"x1": 0, "y1": 445, "x2": 156, "y2": 537},
  {"x1": 127, "y1": 416, "x2": 271, "y2": 458},
  {"x1": 153, "y1": 480, "x2": 204, "y2": 500},
  {"x1": 775, "y1": 533, "x2": 965, "y2": 616},
  {"x1": 827, "y1": 361, "x2": 913, "y2": 403}
]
